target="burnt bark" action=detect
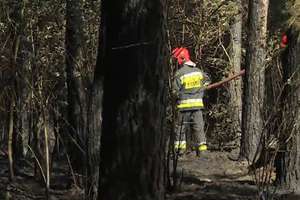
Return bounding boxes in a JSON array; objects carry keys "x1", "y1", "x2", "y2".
[
  {"x1": 98, "y1": 0, "x2": 168, "y2": 199},
  {"x1": 65, "y1": 0, "x2": 87, "y2": 175},
  {"x1": 240, "y1": 0, "x2": 269, "y2": 161},
  {"x1": 86, "y1": 21, "x2": 104, "y2": 200},
  {"x1": 276, "y1": 27, "x2": 300, "y2": 193},
  {"x1": 7, "y1": 0, "x2": 26, "y2": 180},
  {"x1": 86, "y1": 77, "x2": 102, "y2": 200}
]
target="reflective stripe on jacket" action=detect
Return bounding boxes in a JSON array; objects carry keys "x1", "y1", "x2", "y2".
[
  {"x1": 177, "y1": 99, "x2": 204, "y2": 109},
  {"x1": 173, "y1": 61, "x2": 210, "y2": 111}
]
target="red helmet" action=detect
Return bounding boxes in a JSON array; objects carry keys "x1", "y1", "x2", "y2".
[
  {"x1": 172, "y1": 47, "x2": 190, "y2": 65},
  {"x1": 280, "y1": 33, "x2": 288, "y2": 48}
]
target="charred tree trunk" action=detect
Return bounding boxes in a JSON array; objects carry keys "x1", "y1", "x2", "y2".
[
  {"x1": 13, "y1": 0, "x2": 30, "y2": 163},
  {"x1": 240, "y1": 0, "x2": 269, "y2": 161},
  {"x1": 86, "y1": 74, "x2": 102, "y2": 200},
  {"x1": 98, "y1": 0, "x2": 168, "y2": 199},
  {"x1": 86, "y1": 24, "x2": 104, "y2": 200},
  {"x1": 65, "y1": 0, "x2": 86, "y2": 177},
  {"x1": 7, "y1": 0, "x2": 26, "y2": 180},
  {"x1": 276, "y1": 25, "x2": 300, "y2": 192}
]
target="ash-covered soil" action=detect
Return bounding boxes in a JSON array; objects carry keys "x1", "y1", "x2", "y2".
[{"x1": 0, "y1": 149, "x2": 299, "y2": 200}]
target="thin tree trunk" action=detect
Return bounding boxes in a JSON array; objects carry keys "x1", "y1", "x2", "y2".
[
  {"x1": 65, "y1": 0, "x2": 86, "y2": 176},
  {"x1": 229, "y1": 0, "x2": 243, "y2": 142},
  {"x1": 8, "y1": 101, "x2": 15, "y2": 181},
  {"x1": 86, "y1": 76, "x2": 102, "y2": 200},
  {"x1": 86, "y1": 35, "x2": 104, "y2": 199},
  {"x1": 240, "y1": 0, "x2": 269, "y2": 161},
  {"x1": 98, "y1": 0, "x2": 168, "y2": 199},
  {"x1": 7, "y1": 0, "x2": 25, "y2": 179},
  {"x1": 85, "y1": 6, "x2": 103, "y2": 198},
  {"x1": 43, "y1": 110, "x2": 50, "y2": 199}
]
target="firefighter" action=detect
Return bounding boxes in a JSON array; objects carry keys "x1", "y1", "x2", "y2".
[{"x1": 172, "y1": 47, "x2": 211, "y2": 158}]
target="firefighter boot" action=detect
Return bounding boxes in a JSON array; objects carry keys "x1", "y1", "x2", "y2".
[
  {"x1": 196, "y1": 144, "x2": 209, "y2": 160},
  {"x1": 174, "y1": 141, "x2": 187, "y2": 157}
]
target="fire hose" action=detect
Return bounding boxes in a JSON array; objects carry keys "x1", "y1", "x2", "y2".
[{"x1": 205, "y1": 69, "x2": 245, "y2": 90}]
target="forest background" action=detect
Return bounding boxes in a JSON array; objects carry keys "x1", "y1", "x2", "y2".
[{"x1": 0, "y1": 0, "x2": 300, "y2": 200}]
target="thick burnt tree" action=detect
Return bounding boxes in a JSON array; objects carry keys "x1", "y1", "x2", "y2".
[
  {"x1": 276, "y1": 18, "x2": 300, "y2": 192},
  {"x1": 98, "y1": 0, "x2": 168, "y2": 199}
]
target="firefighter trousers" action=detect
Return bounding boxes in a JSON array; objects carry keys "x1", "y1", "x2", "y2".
[{"x1": 175, "y1": 109, "x2": 206, "y2": 150}]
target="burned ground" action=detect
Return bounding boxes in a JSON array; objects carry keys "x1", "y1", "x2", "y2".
[{"x1": 2, "y1": 149, "x2": 299, "y2": 200}]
